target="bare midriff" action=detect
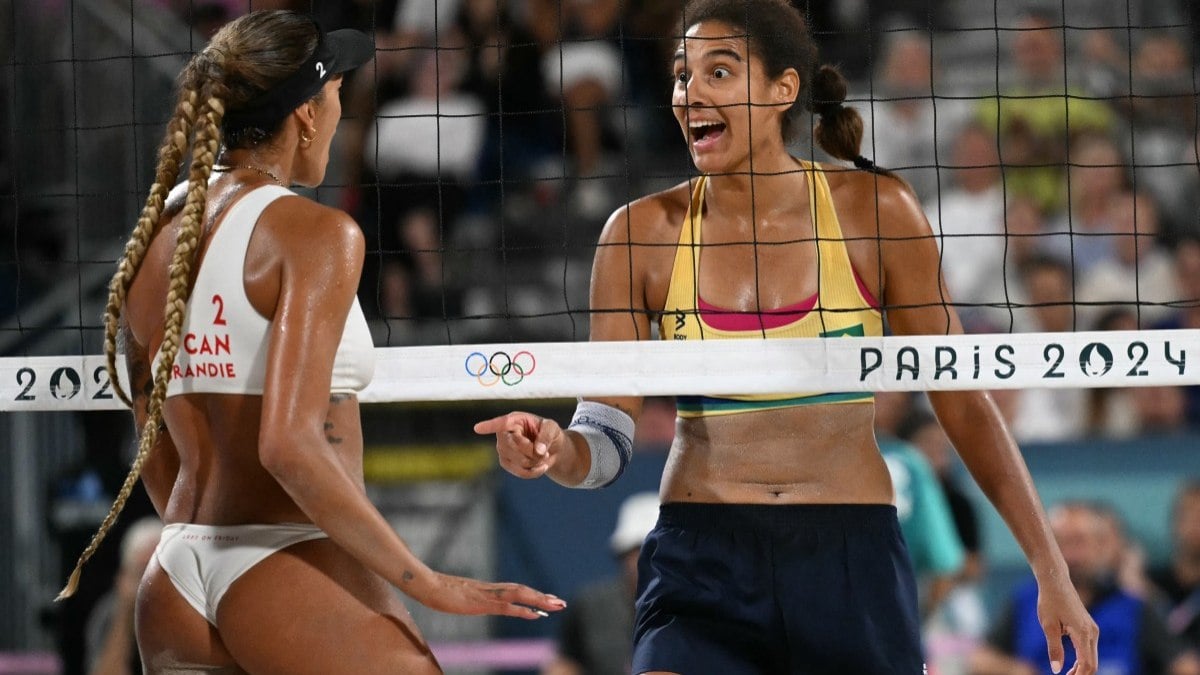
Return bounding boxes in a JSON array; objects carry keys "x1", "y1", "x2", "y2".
[{"x1": 660, "y1": 401, "x2": 893, "y2": 505}]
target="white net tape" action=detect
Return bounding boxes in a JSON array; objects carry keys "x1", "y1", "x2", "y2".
[{"x1": 3, "y1": 329, "x2": 1198, "y2": 411}]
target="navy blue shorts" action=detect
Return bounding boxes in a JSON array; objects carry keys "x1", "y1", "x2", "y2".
[{"x1": 632, "y1": 503, "x2": 923, "y2": 675}]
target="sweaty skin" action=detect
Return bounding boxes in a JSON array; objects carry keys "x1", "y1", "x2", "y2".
[
  {"x1": 478, "y1": 19, "x2": 1098, "y2": 675},
  {"x1": 124, "y1": 75, "x2": 563, "y2": 674}
]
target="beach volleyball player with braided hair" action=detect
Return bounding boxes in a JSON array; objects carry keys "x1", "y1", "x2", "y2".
[
  {"x1": 58, "y1": 10, "x2": 563, "y2": 674},
  {"x1": 476, "y1": 0, "x2": 1098, "y2": 673}
]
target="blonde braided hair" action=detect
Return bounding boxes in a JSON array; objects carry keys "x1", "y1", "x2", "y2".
[
  {"x1": 58, "y1": 9, "x2": 323, "y2": 600},
  {"x1": 102, "y1": 89, "x2": 198, "y2": 407},
  {"x1": 58, "y1": 79, "x2": 227, "y2": 600}
]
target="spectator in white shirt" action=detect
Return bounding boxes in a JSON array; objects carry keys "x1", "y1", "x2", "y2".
[
  {"x1": 1077, "y1": 191, "x2": 1179, "y2": 328},
  {"x1": 860, "y1": 32, "x2": 968, "y2": 204},
  {"x1": 924, "y1": 124, "x2": 1007, "y2": 332}
]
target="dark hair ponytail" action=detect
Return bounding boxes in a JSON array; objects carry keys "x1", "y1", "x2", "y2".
[
  {"x1": 807, "y1": 65, "x2": 864, "y2": 162},
  {"x1": 809, "y1": 65, "x2": 895, "y2": 175}
]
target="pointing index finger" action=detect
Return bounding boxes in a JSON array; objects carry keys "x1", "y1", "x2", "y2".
[{"x1": 474, "y1": 414, "x2": 516, "y2": 435}]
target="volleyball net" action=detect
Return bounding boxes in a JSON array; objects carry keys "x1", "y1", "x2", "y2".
[
  {"x1": 1, "y1": 0, "x2": 1198, "y2": 412},
  {"x1": 1, "y1": 330, "x2": 1198, "y2": 412},
  {"x1": 1, "y1": 0, "x2": 1199, "y2": 668}
]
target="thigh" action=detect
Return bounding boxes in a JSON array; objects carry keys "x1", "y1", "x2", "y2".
[
  {"x1": 779, "y1": 515, "x2": 924, "y2": 675},
  {"x1": 136, "y1": 560, "x2": 244, "y2": 674},
  {"x1": 632, "y1": 523, "x2": 779, "y2": 675},
  {"x1": 215, "y1": 538, "x2": 441, "y2": 675}
]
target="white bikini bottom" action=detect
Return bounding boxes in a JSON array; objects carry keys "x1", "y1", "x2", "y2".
[{"x1": 154, "y1": 522, "x2": 329, "y2": 625}]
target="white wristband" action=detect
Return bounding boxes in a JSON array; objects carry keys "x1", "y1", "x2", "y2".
[{"x1": 566, "y1": 400, "x2": 635, "y2": 489}]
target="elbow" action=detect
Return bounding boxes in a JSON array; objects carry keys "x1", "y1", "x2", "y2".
[
  {"x1": 257, "y1": 438, "x2": 295, "y2": 480},
  {"x1": 258, "y1": 429, "x2": 322, "y2": 482}
]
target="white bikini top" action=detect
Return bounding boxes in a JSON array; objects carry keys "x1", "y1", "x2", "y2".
[{"x1": 153, "y1": 185, "x2": 375, "y2": 398}]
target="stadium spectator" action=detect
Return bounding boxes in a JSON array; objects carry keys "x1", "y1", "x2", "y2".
[
  {"x1": 969, "y1": 502, "x2": 1194, "y2": 675},
  {"x1": 1152, "y1": 238, "x2": 1200, "y2": 426},
  {"x1": 923, "y1": 124, "x2": 1008, "y2": 332},
  {"x1": 1039, "y1": 134, "x2": 1129, "y2": 274},
  {"x1": 1123, "y1": 31, "x2": 1198, "y2": 240},
  {"x1": 86, "y1": 519, "x2": 162, "y2": 675},
  {"x1": 621, "y1": 2, "x2": 689, "y2": 173},
  {"x1": 534, "y1": 0, "x2": 627, "y2": 221},
  {"x1": 898, "y1": 407, "x2": 987, "y2": 595},
  {"x1": 1005, "y1": 257, "x2": 1089, "y2": 442},
  {"x1": 897, "y1": 408, "x2": 989, "y2": 675},
  {"x1": 364, "y1": 31, "x2": 486, "y2": 319},
  {"x1": 1152, "y1": 481, "x2": 1200, "y2": 653},
  {"x1": 1131, "y1": 387, "x2": 1192, "y2": 436},
  {"x1": 1128, "y1": 32, "x2": 1195, "y2": 134},
  {"x1": 393, "y1": 0, "x2": 461, "y2": 43},
  {"x1": 1077, "y1": 191, "x2": 1179, "y2": 329},
  {"x1": 801, "y1": 1, "x2": 953, "y2": 82},
  {"x1": 47, "y1": 413, "x2": 154, "y2": 675},
  {"x1": 978, "y1": 10, "x2": 1115, "y2": 215},
  {"x1": 878, "y1": 422, "x2": 967, "y2": 620},
  {"x1": 1085, "y1": 308, "x2": 1140, "y2": 438},
  {"x1": 631, "y1": 398, "x2": 677, "y2": 452},
  {"x1": 859, "y1": 32, "x2": 967, "y2": 203},
  {"x1": 1091, "y1": 502, "x2": 1153, "y2": 600},
  {"x1": 543, "y1": 492, "x2": 659, "y2": 675},
  {"x1": 338, "y1": 1, "x2": 433, "y2": 208},
  {"x1": 457, "y1": 0, "x2": 558, "y2": 191}
]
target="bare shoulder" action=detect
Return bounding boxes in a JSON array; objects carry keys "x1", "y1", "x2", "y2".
[
  {"x1": 598, "y1": 180, "x2": 694, "y2": 246},
  {"x1": 821, "y1": 164, "x2": 928, "y2": 238},
  {"x1": 260, "y1": 195, "x2": 364, "y2": 256}
]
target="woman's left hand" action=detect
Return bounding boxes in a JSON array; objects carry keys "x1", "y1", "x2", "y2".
[{"x1": 1036, "y1": 573, "x2": 1099, "y2": 675}]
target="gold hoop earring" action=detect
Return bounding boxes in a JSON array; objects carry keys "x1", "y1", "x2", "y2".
[{"x1": 299, "y1": 128, "x2": 316, "y2": 146}]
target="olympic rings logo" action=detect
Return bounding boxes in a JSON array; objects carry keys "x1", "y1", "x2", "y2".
[{"x1": 464, "y1": 351, "x2": 537, "y2": 387}]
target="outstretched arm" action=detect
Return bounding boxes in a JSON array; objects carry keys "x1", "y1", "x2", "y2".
[
  {"x1": 476, "y1": 200, "x2": 656, "y2": 486},
  {"x1": 258, "y1": 199, "x2": 562, "y2": 619},
  {"x1": 874, "y1": 178, "x2": 1098, "y2": 675}
]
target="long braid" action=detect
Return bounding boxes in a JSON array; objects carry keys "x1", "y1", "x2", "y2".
[
  {"x1": 59, "y1": 9, "x2": 322, "y2": 600},
  {"x1": 102, "y1": 89, "x2": 199, "y2": 407},
  {"x1": 57, "y1": 78, "x2": 227, "y2": 601}
]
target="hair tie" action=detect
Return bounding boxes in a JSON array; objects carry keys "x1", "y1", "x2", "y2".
[
  {"x1": 853, "y1": 155, "x2": 876, "y2": 171},
  {"x1": 814, "y1": 101, "x2": 843, "y2": 119}
]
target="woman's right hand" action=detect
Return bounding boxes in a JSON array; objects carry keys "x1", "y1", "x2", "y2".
[
  {"x1": 407, "y1": 570, "x2": 566, "y2": 619},
  {"x1": 474, "y1": 412, "x2": 564, "y2": 479}
]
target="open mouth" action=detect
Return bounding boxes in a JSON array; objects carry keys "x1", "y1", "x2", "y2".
[{"x1": 689, "y1": 121, "x2": 727, "y2": 147}]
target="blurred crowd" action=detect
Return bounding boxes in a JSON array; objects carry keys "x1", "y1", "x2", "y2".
[
  {"x1": 339, "y1": 0, "x2": 1194, "y2": 442},
  {"x1": 6, "y1": 0, "x2": 1197, "y2": 437},
  {"x1": 874, "y1": 390, "x2": 1200, "y2": 675},
  {"x1": 2, "y1": 2, "x2": 1199, "y2": 673}
]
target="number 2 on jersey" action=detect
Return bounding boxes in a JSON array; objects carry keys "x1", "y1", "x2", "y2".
[{"x1": 212, "y1": 294, "x2": 227, "y2": 325}]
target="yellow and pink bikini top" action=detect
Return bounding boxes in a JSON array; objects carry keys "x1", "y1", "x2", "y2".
[{"x1": 658, "y1": 161, "x2": 882, "y2": 418}]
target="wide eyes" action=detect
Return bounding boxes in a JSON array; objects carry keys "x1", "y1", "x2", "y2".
[{"x1": 674, "y1": 66, "x2": 734, "y2": 85}]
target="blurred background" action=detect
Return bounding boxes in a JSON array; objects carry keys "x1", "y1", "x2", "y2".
[{"x1": 0, "y1": 0, "x2": 1198, "y2": 674}]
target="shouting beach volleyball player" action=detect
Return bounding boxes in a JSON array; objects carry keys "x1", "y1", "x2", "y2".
[{"x1": 478, "y1": 1, "x2": 1099, "y2": 673}]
